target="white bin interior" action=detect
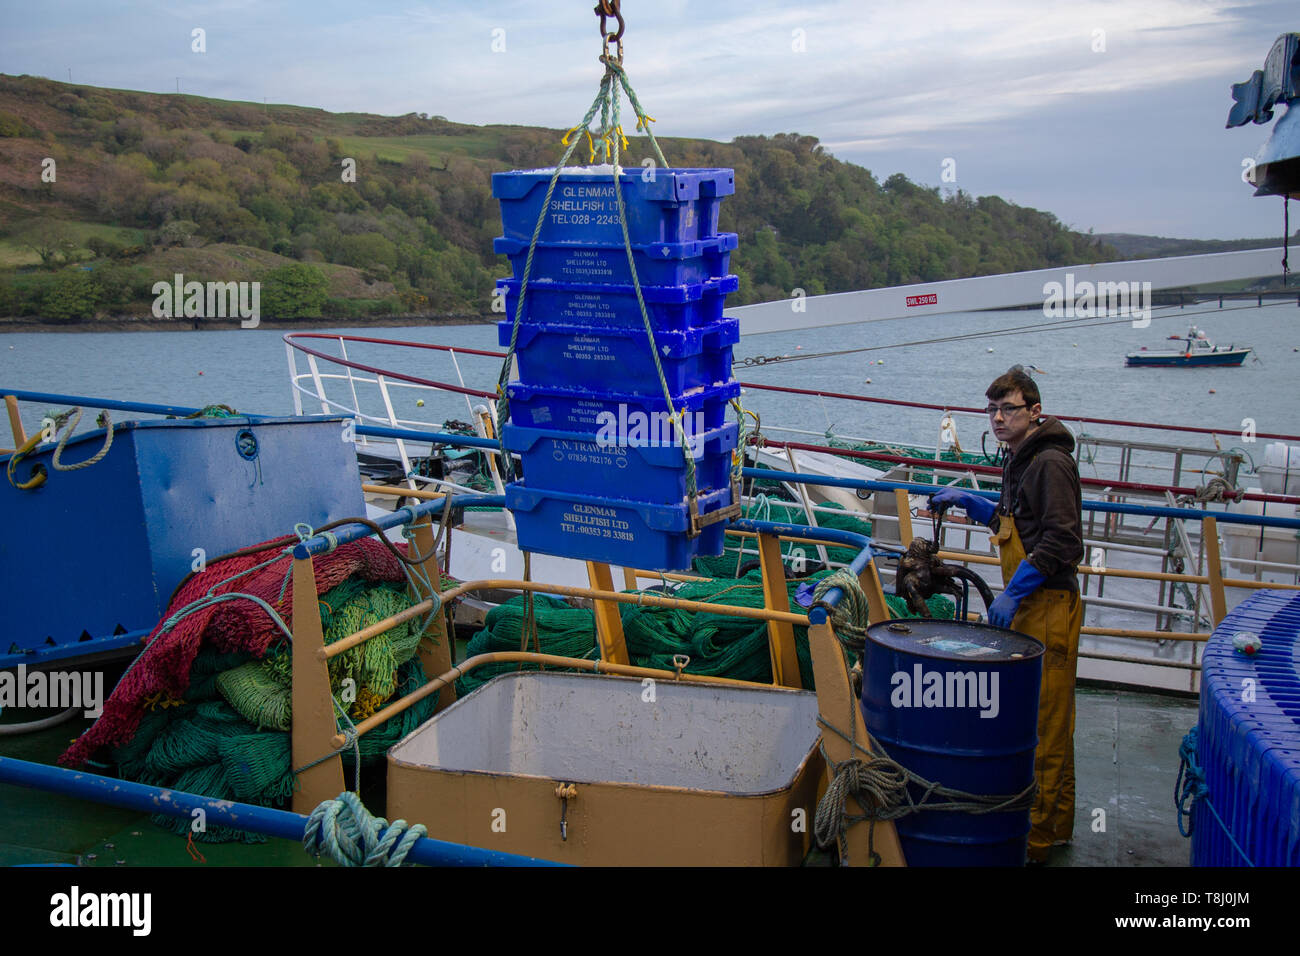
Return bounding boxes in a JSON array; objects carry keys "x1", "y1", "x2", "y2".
[{"x1": 389, "y1": 671, "x2": 820, "y2": 794}]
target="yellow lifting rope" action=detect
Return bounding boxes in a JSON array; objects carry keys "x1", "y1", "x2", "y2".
[{"x1": 5, "y1": 431, "x2": 48, "y2": 490}]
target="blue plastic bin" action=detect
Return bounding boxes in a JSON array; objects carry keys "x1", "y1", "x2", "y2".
[
  {"x1": 497, "y1": 274, "x2": 737, "y2": 334},
  {"x1": 1191, "y1": 590, "x2": 1300, "y2": 867},
  {"x1": 0, "y1": 415, "x2": 365, "y2": 666},
  {"x1": 505, "y1": 482, "x2": 733, "y2": 571},
  {"x1": 492, "y1": 167, "x2": 734, "y2": 245},
  {"x1": 499, "y1": 316, "x2": 739, "y2": 394},
  {"x1": 505, "y1": 379, "x2": 740, "y2": 435},
  {"x1": 494, "y1": 233, "x2": 737, "y2": 287},
  {"x1": 504, "y1": 421, "x2": 737, "y2": 504}
]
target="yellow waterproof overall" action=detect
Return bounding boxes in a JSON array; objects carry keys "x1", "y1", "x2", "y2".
[{"x1": 992, "y1": 514, "x2": 1083, "y2": 861}]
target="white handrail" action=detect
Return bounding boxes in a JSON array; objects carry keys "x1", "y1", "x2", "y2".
[
  {"x1": 286, "y1": 340, "x2": 304, "y2": 416},
  {"x1": 376, "y1": 373, "x2": 416, "y2": 491},
  {"x1": 340, "y1": 336, "x2": 364, "y2": 445}
]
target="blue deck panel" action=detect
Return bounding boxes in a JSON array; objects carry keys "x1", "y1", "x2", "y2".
[{"x1": 1, "y1": 416, "x2": 364, "y2": 663}]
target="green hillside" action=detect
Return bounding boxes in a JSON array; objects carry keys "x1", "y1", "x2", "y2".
[
  {"x1": 0, "y1": 73, "x2": 1120, "y2": 324},
  {"x1": 1092, "y1": 232, "x2": 1290, "y2": 258}
]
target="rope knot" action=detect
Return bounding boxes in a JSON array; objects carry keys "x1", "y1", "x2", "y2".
[
  {"x1": 813, "y1": 749, "x2": 906, "y2": 862},
  {"x1": 1175, "y1": 727, "x2": 1209, "y2": 836},
  {"x1": 810, "y1": 568, "x2": 872, "y2": 652},
  {"x1": 303, "y1": 791, "x2": 427, "y2": 867},
  {"x1": 1192, "y1": 476, "x2": 1234, "y2": 503}
]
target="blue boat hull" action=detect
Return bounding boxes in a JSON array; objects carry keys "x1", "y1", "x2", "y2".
[{"x1": 1125, "y1": 349, "x2": 1250, "y2": 367}]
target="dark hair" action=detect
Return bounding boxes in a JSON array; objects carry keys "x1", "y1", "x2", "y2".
[{"x1": 986, "y1": 365, "x2": 1041, "y2": 407}]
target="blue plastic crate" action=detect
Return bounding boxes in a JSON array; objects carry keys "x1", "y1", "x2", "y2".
[
  {"x1": 494, "y1": 233, "x2": 737, "y2": 287},
  {"x1": 499, "y1": 316, "x2": 739, "y2": 394},
  {"x1": 497, "y1": 274, "x2": 737, "y2": 334},
  {"x1": 0, "y1": 416, "x2": 365, "y2": 666},
  {"x1": 493, "y1": 167, "x2": 734, "y2": 245},
  {"x1": 505, "y1": 482, "x2": 733, "y2": 571},
  {"x1": 504, "y1": 421, "x2": 737, "y2": 504},
  {"x1": 505, "y1": 379, "x2": 740, "y2": 435}
]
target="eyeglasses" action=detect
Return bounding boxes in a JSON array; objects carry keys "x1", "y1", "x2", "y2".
[{"x1": 985, "y1": 403, "x2": 1028, "y2": 417}]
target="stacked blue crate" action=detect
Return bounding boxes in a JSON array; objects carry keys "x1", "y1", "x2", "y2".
[
  {"x1": 492, "y1": 166, "x2": 741, "y2": 570},
  {"x1": 1192, "y1": 590, "x2": 1300, "y2": 866}
]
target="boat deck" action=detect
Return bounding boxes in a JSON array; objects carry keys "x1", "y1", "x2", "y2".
[
  {"x1": 0, "y1": 683, "x2": 1198, "y2": 867},
  {"x1": 0, "y1": 713, "x2": 329, "y2": 867},
  {"x1": 1053, "y1": 686, "x2": 1195, "y2": 867}
]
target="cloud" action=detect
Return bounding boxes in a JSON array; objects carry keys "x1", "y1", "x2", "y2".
[{"x1": 0, "y1": 0, "x2": 1284, "y2": 236}]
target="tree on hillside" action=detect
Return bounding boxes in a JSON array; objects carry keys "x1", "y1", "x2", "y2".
[
  {"x1": 0, "y1": 73, "x2": 1124, "y2": 315},
  {"x1": 42, "y1": 271, "x2": 101, "y2": 322},
  {"x1": 158, "y1": 219, "x2": 199, "y2": 247},
  {"x1": 22, "y1": 222, "x2": 77, "y2": 269},
  {"x1": 261, "y1": 263, "x2": 329, "y2": 318}
]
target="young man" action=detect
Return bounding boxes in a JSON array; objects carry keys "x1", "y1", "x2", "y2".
[{"x1": 929, "y1": 365, "x2": 1084, "y2": 864}]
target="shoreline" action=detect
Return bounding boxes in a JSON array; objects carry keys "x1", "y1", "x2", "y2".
[{"x1": 0, "y1": 313, "x2": 495, "y2": 334}]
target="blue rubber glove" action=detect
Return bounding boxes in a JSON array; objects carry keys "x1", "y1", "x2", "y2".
[
  {"x1": 929, "y1": 486, "x2": 997, "y2": 525},
  {"x1": 989, "y1": 560, "x2": 1047, "y2": 629}
]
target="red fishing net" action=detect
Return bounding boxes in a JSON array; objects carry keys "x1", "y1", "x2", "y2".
[{"x1": 60, "y1": 535, "x2": 406, "y2": 768}]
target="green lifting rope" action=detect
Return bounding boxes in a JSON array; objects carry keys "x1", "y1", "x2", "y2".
[{"x1": 494, "y1": 45, "x2": 719, "y2": 502}]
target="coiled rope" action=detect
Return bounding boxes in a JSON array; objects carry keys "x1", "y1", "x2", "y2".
[
  {"x1": 807, "y1": 567, "x2": 1035, "y2": 864},
  {"x1": 1178, "y1": 475, "x2": 1236, "y2": 505},
  {"x1": 814, "y1": 716, "x2": 1037, "y2": 865},
  {"x1": 5, "y1": 406, "x2": 114, "y2": 490},
  {"x1": 50, "y1": 407, "x2": 115, "y2": 470},
  {"x1": 1175, "y1": 727, "x2": 1254, "y2": 866},
  {"x1": 303, "y1": 791, "x2": 427, "y2": 867},
  {"x1": 810, "y1": 567, "x2": 873, "y2": 652}
]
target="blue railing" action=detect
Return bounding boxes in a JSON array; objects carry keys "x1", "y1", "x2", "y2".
[
  {"x1": 5, "y1": 387, "x2": 1295, "y2": 532},
  {"x1": 736, "y1": 468, "x2": 1300, "y2": 531},
  {"x1": 0, "y1": 757, "x2": 561, "y2": 867},
  {"x1": 291, "y1": 494, "x2": 504, "y2": 559}
]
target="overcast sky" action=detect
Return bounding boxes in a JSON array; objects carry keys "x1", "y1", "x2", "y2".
[{"x1": 1, "y1": 1, "x2": 1293, "y2": 239}]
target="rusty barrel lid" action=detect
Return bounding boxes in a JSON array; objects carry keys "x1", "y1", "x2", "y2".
[{"x1": 865, "y1": 618, "x2": 1044, "y2": 662}]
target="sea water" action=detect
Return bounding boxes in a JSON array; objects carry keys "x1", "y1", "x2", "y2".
[{"x1": 2, "y1": 302, "x2": 1298, "y2": 457}]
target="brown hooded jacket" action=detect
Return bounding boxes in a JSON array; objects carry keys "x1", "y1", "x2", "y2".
[{"x1": 991, "y1": 416, "x2": 1084, "y2": 591}]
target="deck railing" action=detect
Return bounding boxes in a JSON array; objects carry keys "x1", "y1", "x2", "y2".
[
  {"x1": 7, "y1": 385, "x2": 1298, "y2": 678},
  {"x1": 281, "y1": 332, "x2": 1300, "y2": 506}
]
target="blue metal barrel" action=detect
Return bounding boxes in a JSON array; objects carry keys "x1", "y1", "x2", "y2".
[{"x1": 861, "y1": 618, "x2": 1043, "y2": 866}]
